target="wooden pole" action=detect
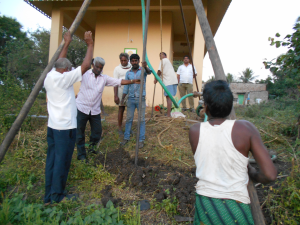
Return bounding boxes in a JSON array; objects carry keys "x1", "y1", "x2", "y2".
[
  {"x1": 135, "y1": 0, "x2": 150, "y2": 166},
  {"x1": 151, "y1": 83, "x2": 157, "y2": 118},
  {"x1": 0, "y1": 0, "x2": 93, "y2": 163},
  {"x1": 178, "y1": 0, "x2": 200, "y2": 99},
  {"x1": 192, "y1": 0, "x2": 265, "y2": 224}
]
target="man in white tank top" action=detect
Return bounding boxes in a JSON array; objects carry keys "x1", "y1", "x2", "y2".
[{"x1": 189, "y1": 80, "x2": 277, "y2": 225}]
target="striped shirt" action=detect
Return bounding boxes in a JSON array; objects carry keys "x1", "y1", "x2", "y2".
[{"x1": 76, "y1": 69, "x2": 122, "y2": 115}]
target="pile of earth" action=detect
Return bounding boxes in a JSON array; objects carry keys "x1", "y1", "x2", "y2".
[
  {"x1": 94, "y1": 148, "x2": 289, "y2": 221},
  {"x1": 94, "y1": 148, "x2": 197, "y2": 216}
]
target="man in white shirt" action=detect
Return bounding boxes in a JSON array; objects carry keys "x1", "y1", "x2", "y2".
[
  {"x1": 44, "y1": 31, "x2": 94, "y2": 204},
  {"x1": 154, "y1": 52, "x2": 178, "y2": 117},
  {"x1": 113, "y1": 53, "x2": 132, "y2": 135},
  {"x1": 177, "y1": 55, "x2": 197, "y2": 112},
  {"x1": 76, "y1": 57, "x2": 140, "y2": 161}
]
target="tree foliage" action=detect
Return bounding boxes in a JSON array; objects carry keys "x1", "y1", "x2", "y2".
[
  {"x1": 206, "y1": 75, "x2": 215, "y2": 83},
  {"x1": 226, "y1": 73, "x2": 236, "y2": 83},
  {"x1": 0, "y1": 17, "x2": 87, "y2": 88},
  {"x1": 238, "y1": 68, "x2": 258, "y2": 83},
  {"x1": 0, "y1": 16, "x2": 27, "y2": 52},
  {"x1": 66, "y1": 32, "x2": 87, "y2": 67},
  {"x1": 3, "y1": 28, "x2": 50, "y2": 87},
  {"x1": 0, "y1": 16, "x2": 50, "y2": 88},
  {"x1": 0, "y1": 17, "x2": 88, "y2": 141},
  {"x1": 172, "y1": 60, "x2": 182, "y2": 72},
  {"x1": 263, "y1": 17, "x2": 300, "y2": 97}
]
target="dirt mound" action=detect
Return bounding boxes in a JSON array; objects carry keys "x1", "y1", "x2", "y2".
[{"x1": 94, "y1": 148, "x2": 197, "y2": 216}]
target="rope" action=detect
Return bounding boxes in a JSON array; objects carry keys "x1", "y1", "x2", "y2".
[
  {"x1": 151, "y1": 83, "x2": 157, "y2": 118},
  {"x1": 146, "y1": 115, "x2": 186, "y2": 150}
]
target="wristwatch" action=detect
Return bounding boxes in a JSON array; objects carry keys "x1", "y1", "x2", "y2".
[{"x1": 131, "y1": 79, "x2": 133, "y2": 83}]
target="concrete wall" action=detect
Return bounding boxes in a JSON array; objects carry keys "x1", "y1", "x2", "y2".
[
  {"x1": 92, "y1": 11, "x2": 173, "y2": 107},
  {"x1": 230, "y1": 83, "x2": 266, "y2": 93},
  {"x1": 249, "y1": 91, "x2": 268, "y2": 104}
]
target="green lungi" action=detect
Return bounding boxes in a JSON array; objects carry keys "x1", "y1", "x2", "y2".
[{"x1": 194, "y1": 194, "x2": 254, "y2": 225}]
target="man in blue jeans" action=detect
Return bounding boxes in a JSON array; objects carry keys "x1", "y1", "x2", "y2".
[
  {"x1": 120, "y1": 54, "x2": 152, "y2": 148},
  {"x1": 43, "y1": 30, "x2": 94, "y2": 204}
]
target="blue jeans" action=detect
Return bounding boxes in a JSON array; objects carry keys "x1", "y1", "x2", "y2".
[
  {"x1": 124, "y1": 97, "x2": 146, "y2": 142},
  {"x1": 76, "y1": 110, "x2": 102, "y2": 160},
  {"x1": 44, "y1": 127, "x2": 76, "y2": 203}
]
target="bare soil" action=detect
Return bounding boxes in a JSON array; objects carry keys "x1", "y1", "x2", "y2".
[
  {"x1": 94, "y1": 147, "x2": 290, "y2": 223},
  {"x1": 95, "y1": 147, "x2": 197, "y2": 217}
]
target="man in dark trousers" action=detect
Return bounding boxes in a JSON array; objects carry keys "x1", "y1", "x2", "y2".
[
  {"x1": 44, "y1": 30, "x2": 94, "y2": 204},
  {"x1": 189, "y1": 80, "x2": 277, "y2": 224},
  {"x1": 76, "y1": 57, "x2": 140, "y2": 161}
]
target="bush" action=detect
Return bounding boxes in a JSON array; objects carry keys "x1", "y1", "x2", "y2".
[
  {"x1": 0, "y1": 194, "x2": 124, "y2": 225},
  {"x1": 266, "y1": 161, "x2": 300, "y2": 224}
]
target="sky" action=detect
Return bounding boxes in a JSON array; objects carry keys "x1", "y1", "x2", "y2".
[
  {"x1": 1, "y1": 0, "x2": 300, "y2": 81},
  {"x1": 202, "y1": 0, "x2": 300, "y2": 81}
]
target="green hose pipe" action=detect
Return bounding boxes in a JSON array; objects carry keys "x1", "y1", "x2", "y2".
[
  {"x1": 177, "y1": 93, "x2": 194, "y2": 106},
  {"x1": 141, "y1": 0, "x2": 195, "y2": 109},
  {"x1": 141, "y1": 0, "x2": 180, "y2": 108}
]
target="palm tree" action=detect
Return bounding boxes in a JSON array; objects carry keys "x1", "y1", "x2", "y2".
[
  {"x1": 226, "y1": 73, "x2": 235, "y2": 83},
  {"x1": 238, "y1": 68, "x2": 258, "y2": 83},
  {"x1": 206, "y1": 75, "x2": 215, "y2": 83}
]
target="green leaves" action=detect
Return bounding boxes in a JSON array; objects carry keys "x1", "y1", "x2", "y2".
[
  {"x1": 0, "y1": 194, "x2": 124, "y2": 224},
  {"x1": 238, "y1": 67, "x2": 257, "y2": 83},
  {"x1": 276, "y1": 41, "x2": 281, "y2": 48},
  {"x1": 264, "y1": 16, "x2": 300, "y2": 97}
]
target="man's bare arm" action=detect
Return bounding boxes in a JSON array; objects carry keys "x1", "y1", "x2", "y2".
[
  {"x1": 177, "y1": 74, "x2": 180, "y2": 84},
  {"x1": 114, "y1": 87, "x2": 119, "y2": 105},
  {"x1": 120, "y1": 93, "x2": 127, "y2": 105},
  {"x1": 142, "y1": 62, "x2": 151, "y2": 74},
  {"x1": 58, "y1": 31, "x2": 72, "y2": 59},
  {"x1": 247, "y1": 122, "x2": 277, "y2": 184},
  {"x1": 154, "y1": 70, "x2": 162, "y2": 84},
  {"x1": 81, "y1": 31, "x2": 94, "y2": 75},
  {"x1": 189, "y1": 123, "x2": 200, "y2": 155},
  {"x1": 121, "y1": 79, "x2": 140, "y2": 85}
]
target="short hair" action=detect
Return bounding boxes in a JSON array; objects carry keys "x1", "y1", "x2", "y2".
[
  {"x1": 93, "y1": 57, "x2": 105, "y2": 66},
  {"x1": 119, "y1": 53, "x2": 129, "y2": 60},
  {"x1": 54, "y1": 58, "x2": 72, "y2": 70},
  {"x1": 203, "y1": 80, "x2": 233, "y2": 118},
  {"x1": 183, "y1": 55, "x2": 190, "y2": 60},
  {"x1": 130, "y1": 54, "x2": 140, "y2": 61},
  {"x1": 161, "y1": 52, "x2": 167, "y2": 57}
]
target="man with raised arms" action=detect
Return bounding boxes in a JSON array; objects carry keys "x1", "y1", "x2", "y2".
[
  {"x1": 44, "y1": 30, "x2": 94, "y2": 204},
  {"x1": 76, "y1": 56, "x2": 140, "y2": 161}
]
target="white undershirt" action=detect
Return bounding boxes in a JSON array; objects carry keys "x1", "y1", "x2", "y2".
[{"x1": 194, "y1": 120, "x2": 250, "y2": 204}]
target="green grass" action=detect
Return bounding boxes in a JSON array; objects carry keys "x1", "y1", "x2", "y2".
[
  {"x1": 235, "y1": 97, "x2": 300, "y2": 224},
  {"x1": 1, "y1": 93, "x2": 300, "y2": 224}
]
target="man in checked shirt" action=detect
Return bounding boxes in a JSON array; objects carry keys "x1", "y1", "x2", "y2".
[{"x1": 76, "y1": 57, "x2": 140, "y2": 161}]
